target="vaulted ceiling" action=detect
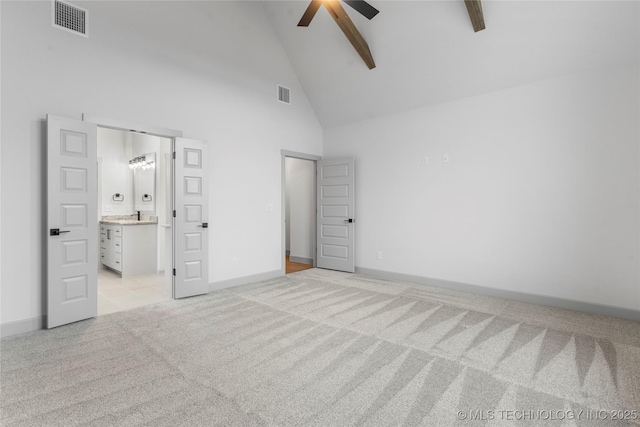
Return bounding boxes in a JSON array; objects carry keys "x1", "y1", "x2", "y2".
[{"x1": 263, "y1": 1, "x2": 639, "y2": 128}]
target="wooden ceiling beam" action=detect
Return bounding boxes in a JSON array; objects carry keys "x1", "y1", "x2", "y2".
[
  {"x1": 323, "y1": 0, "x2": 376, "y2": 69},
  {"x1": 464, "y1": 0, "x2": 485, "y2": 32},
  {"x1": 298, "y1": 0, "x2": 323, "y2": 27}
]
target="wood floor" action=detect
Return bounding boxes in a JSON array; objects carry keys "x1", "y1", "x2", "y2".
[{"x1": 286, "y1": 255, "x2": 313, "y2": 274}]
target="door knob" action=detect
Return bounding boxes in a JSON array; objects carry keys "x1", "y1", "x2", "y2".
[
  {"x1": 344, "y1": 219, "x2": 354, "y2": 223},
  {"x1": 49, "y1": 229, "x2": 71, "y2": 236},
  {"x1": 197, "y1": 223, "x2": 208, "y2": 228}
]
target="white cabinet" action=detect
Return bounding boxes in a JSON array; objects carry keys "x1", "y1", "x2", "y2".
[
  {"x1": 101, "y1": 224, "x2": 123, "y2": 272},
  {"x1": 101, "y1": 223, "x2": 157, "y2": 277}
]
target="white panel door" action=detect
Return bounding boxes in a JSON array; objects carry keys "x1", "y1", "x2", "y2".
[
  {"x1": 174, "y1": 138, "x2": 209, "y2": 298},
  {"x1": 47, "y1": 115, "x2": 98, "y2": 328},
  {"x1": 317, "y1": 157, "x2": 355, "y2": 273}
]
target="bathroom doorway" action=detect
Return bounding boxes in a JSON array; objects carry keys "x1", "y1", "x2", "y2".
[
  {"x1": 47, "y1": 114, "x2": 209, "y2": 328},
  {"x1": 96, "y1": 128, "x2": 173, "y2": 315}
]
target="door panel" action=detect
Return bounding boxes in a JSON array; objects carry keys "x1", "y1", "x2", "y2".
[
  {"x1": 174, "y1": 138, "x2": 209, "y2": 298},
  {"x1": 316, "y1": 157, "x2": 355, "y2": 273},
  {"x1": 47, "y1": 115, "x2": 98, "y2": 328}
]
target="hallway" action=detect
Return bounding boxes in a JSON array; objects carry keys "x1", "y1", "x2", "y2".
[{"x1": 285, "y1": 256, "x2": 313, "y2": 274}]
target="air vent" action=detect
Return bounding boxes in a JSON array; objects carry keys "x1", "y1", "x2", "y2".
[
  {"x1": 52, "y1": 0, "x2": 88, "y2": 37},
  {"x1": 278, "y1": 85, "x2": 291, "y2": 105}
]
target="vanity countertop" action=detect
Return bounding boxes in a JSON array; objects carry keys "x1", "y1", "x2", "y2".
[
  {"x1": 101, "y1": 219, "x2": 157, "y2": 225},
  {"x1": 101, "y1": 215, "x2": 158, "y2": 226}
]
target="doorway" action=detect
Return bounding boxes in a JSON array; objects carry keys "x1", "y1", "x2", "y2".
[
  {"x1": 285, "y1": 157, "x2": 315, "y2": 274},
  {"x1": 281, "y1": 151, "x2": 321, "y2": 275},
  {"x1": 47, "y1": 114, "x2": 210, "y2": 329},
  {"x1": 280, "y1": 153, "x2": 357, "y2": 276},
  {"x1": 96, "y1": 127, "x2": 172, "y2": 315}
]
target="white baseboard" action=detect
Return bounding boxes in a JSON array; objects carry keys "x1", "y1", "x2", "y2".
[
  {"x1": 4, "y1": 267, "x2": 637, "y2": 339},
  {"x1": 1, "y1": 316, "x2": 45, "y2": 339},
  {"x1": 209, "y1": 269, "x2": 283, "y2": 292},
  {"x1": 289, "y1": 256, "x2": 313, "y2": 265},
  {"x1": 355, "y1": 267, "x2": 640, "y2": 322}
]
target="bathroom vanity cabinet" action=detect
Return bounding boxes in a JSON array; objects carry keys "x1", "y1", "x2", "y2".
[{"x1": 100, "y1": 222, "x2": 158, "y2": 277}]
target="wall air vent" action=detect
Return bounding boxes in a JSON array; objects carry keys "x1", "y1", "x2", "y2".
[
  {"x1": 278, "y1": 85, "x2": 291, "y2": 105},
  {"x1": 52, "y1": 0, "x2": 88, "y2": 37}
]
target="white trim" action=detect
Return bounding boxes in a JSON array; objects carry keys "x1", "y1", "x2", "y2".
[
  {"x1": 209, "y1": 270, "x2": 283, "y2": 292},
  {"x1": 1, "y1": 316, "x2": 45, "y2": 338},
  {"x1": 280, "y1": 150, "x2": 321, "y2": 161},
  {"x1": 355, "y1": 267, "x2": 640, "y2": 322},
  {"x1": 6, "y1": 267, "x2": 637, "y2": 339},
  {"x1": 290, "y1": 256, "x2": 313, "y2": 265},
  {"x1": 82, "y1": 114, "x2": 183, "y2": 138}
]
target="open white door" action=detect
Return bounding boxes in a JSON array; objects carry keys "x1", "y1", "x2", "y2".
[
  {"x1": 316, "y1": 157, "x2": 355, "y2": 273},
  {"x1": 47, "y1": 115, "x2": 98, "y2": 328},
  {"x1": 174, "y1": 138, "x2": 209, "y2": 298}
]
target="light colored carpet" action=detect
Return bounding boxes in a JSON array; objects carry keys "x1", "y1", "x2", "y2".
[{"x1": 2, "y1": 268, "x2": 639, "y2": 426}]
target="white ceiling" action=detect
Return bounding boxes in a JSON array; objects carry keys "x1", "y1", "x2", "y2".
[{"x1": 263, "y1": 1, "x2": 640, "y2": 128}]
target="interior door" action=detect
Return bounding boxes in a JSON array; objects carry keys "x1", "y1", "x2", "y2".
[
  {"x1": 47, "y1": 115, "x2": 98, "y2": 328},
  {"x1": 316, "y1": 157, "x2": 355, "y2": 273},
  {"x1": 174, "y1": 138, "x2": 209, "y2": 298}
]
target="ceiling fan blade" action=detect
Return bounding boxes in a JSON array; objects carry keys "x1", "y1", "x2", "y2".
[
  {"x1": 298, "y1": 0, "x2": 323, "y2": 27},
  {"x1": 464, "y1": 0, "x2": 485, "y2": 32},
  {"x1": 343, "y1": 0, "x2": 379, "y2": 20},
  {"x1": 323, "y1": 0, "x2": 376, "y2": 69}
]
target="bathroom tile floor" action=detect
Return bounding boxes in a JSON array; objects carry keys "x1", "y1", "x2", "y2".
[{"x1": 98, "y1": 269, "x2": 171, "y2": 316}]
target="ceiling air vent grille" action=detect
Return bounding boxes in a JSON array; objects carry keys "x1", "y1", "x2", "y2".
[
  {"x1": 52, "y1": 0, "x2": 88, "y2": 37},
  {"x1": 278, "y1": 85, "x2": 291, "y2": 105}
]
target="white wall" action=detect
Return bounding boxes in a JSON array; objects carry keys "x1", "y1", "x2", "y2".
[
  {"x1": 0, "y1": 1, "x2": 322, "y2": 326},
  {"x1": 285, "y1": 158, "x2": 315, "y2": 261},
  {"x1": 324, "y1": 62, "x2": 640, "y2": 311}
]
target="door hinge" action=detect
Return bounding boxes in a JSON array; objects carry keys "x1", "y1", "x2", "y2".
[
  {"x1": 173, "y1": 210, "x2": 176, "y2": 217},
  {"x1": 173, "y1": 268, "x2": 176, "y2": 276},
  {"x1": 173, "y1": 152, "x2": 176, "y2": 159}
]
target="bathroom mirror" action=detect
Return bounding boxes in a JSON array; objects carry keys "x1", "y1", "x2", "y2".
[{"x1": 133, "y1": 152, "x2": 156, "y2": 213}]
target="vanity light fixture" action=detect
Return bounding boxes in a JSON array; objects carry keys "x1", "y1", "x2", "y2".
[{"x1": 129, "y1": 155, "x2": 155, "y2": 171}]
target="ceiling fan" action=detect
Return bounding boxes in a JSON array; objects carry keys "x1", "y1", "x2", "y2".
[
  {"x1": 297, "y1": 0, "x2": 379, "y2": 70},
  {"x1": 297, "y1": 0, "x2": 486, "y2": 71}
]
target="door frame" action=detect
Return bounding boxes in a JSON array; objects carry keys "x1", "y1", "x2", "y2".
[
  {"x1": 82, "y1": 114, "x2": 183, "y2": 298},
  {"x1": 280, "y1": 150, "x2": 321, "y2": 275},
  {"x1": 82, "y1": 115, "x2": 183, "y2": 139}
]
